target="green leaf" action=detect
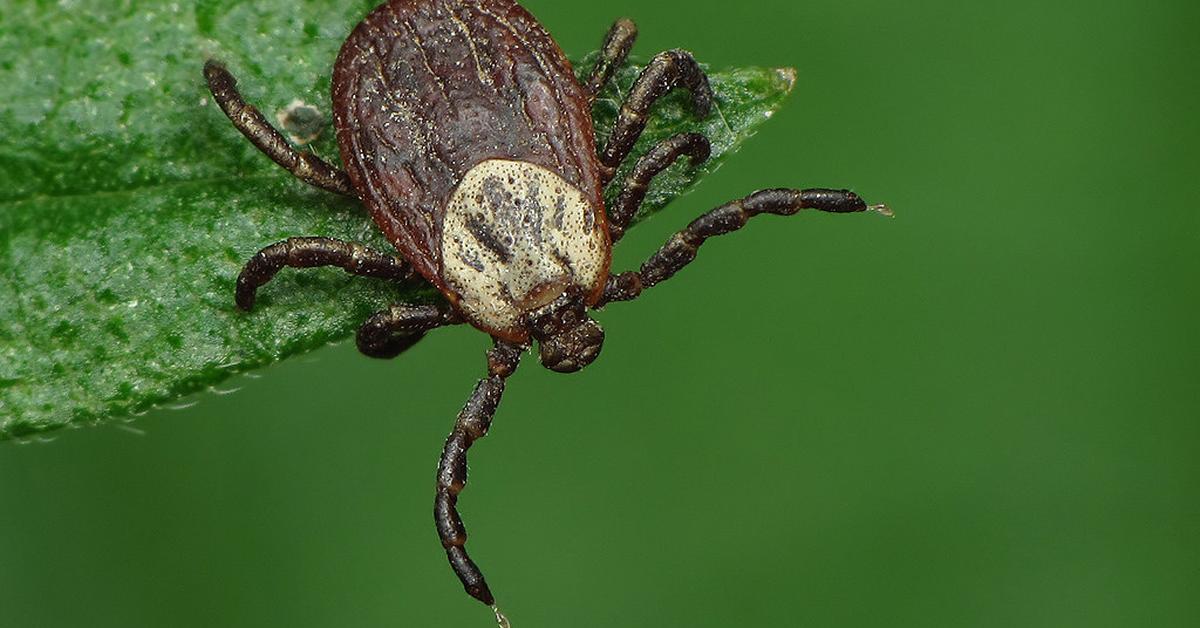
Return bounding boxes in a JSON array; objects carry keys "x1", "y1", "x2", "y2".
[{"x1": 0, "y1": 1, "x2": 796, "y2": 441}]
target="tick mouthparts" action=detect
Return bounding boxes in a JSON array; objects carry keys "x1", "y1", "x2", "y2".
[{"x1": 868, "y1": 203, "x2": 895, "y2": 218}]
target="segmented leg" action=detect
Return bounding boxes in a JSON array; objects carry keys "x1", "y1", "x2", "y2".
[
  {"x1": 598, "y1": 189, "x2": 892, "y2": 305},
  {"x1": 435, "y1": 340, "x2": 526, "y2": 608},
  {"x1": 607, "y1": 132, "x2": 711, "y2": 243},
  {"x1": 583, "y1": 18, "x2": 638, "y2": 102},
  {"x1": 356, "y1": 302, "x2": 462, "y2": 359},
  {"x1": 204, "y1": 60, "x2": 355, "y2": 196},
  {"x1": 236, "y1": 237, "x2": 418, "y2": 311},
  {"x1": 599, "y1": 49, "x2": 714, "y2": 180}
]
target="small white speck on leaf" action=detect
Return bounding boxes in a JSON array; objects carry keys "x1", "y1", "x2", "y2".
[{"x1": 275, "y1": 99, "x2": 327, "y2": 145}]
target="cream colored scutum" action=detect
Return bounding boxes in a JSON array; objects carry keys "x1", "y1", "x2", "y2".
[{"x1": 441, "y1": 159, "x2": 605, "y2": 333}]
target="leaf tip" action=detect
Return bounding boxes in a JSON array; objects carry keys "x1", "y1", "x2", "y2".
[{"x1": 774, "y1": 67, "x2": 798, "y2": 93}]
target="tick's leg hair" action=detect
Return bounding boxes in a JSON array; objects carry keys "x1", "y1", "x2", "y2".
[
  {"x1": 356, "y1": 302, "x2": 462, "y2": 359},
  {"x1": 236, "y1": 237, "x2": 417, "y2": 311},
  {"x1": 583, "y1": 18, "x2": 638, "y2": 102},
  {"x1": 598, "y1": 188, "x2": 892, "y2": 305},
  {"x1": 599, "y1": 49, "x2": 713, "y2": 181},
  {"x1": 608, "y1": 132, "x2": 711, "y2": 243},
  {"x1": 436, "y1": 340, "x2": 526, "y2": 607},
  {"x1": 204, "y1": 60, "x2": 355, "y2": 196}
]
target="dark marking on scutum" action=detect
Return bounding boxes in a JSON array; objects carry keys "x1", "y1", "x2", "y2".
[
  {"x1": 458, "y1": 248, "x2": 486, "y2": 273},
  {"x1": 548, "y1": 247, "x2": 575, "y2": 275},
  {"x1": 553, "y1": 194, "x2": 567, "y2": 230},
  {"x1": 583, "y1": 202, "x2": 595, "y2": 231},
  {"x1": 466, "y1": 214, "x2": 513, "y2": 262},
  {"x1": 520, "y1": 178, "x2": 545, "y2": 245},
  {"x1": 482, "y1": 176, "x2": 508, "y2": 212}
]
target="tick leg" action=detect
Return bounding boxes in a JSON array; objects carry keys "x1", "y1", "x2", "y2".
[
  {"x1": 436, "y1": 340, "x2": 526, "y2": 607},
  {"x1": 204, "y1": 60, "x2": 355, "y2": 196},
  {"x1": 583, "y1": 18, "x2": 638, "y2": 102},
  {"x1": 599, "y1": 49, "x2": 714, "y2": 181},
  {"x1": 356, "y1": 302, "x2": 461, "y2": 359},
  {"x1": 597, "y1": 188, "x2": 892, "y2": 305},
  {"x1": 608, "y1": 132, "x2": 711, "y2": 243},
  {"x1": 236, "y1": 237, "x2": 418, "y2": 311}
]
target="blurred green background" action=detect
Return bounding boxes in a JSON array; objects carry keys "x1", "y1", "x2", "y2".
[{"x1": 2, "y1": 0, "x2": 1198, "y2": 627}]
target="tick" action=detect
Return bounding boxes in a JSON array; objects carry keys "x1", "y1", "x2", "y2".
[{"x1": 205, "y1": 0, "x2": 889, "y2": 619}]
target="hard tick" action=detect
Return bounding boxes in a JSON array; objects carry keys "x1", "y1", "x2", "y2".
[{"x1": 205, "y1": 0, "x2": 889, "y2": 621}]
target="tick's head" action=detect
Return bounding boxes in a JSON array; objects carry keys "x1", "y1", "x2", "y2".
[
  {"x1": 530, "y1": 295, "x2": 604, "y2": 373},
  {"x1": 538, "y1": 318, "x2": 604, "y2": 373}
]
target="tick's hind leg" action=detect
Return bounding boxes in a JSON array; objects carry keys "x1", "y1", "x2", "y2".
[
  {"x1": 356, "y1": 302, "x2": 461, "y2": 359},
  {"x1": 599, "y1": 189, "x2": 892, "y2": 305},
  {"x1": 599, "y1": 49, "x2": 713, "y2": 181},
  {"x1": 583, "y1": 18, "x2": 638, "y2": 102},
  {"x1": 236, "y1": 237, "x2": 417, "y2": 310},
  {"x1": 204, "y1": 60, "x2": 354, "y2": 196},
  {"x1": 436, "y1": 340, "x2": 526, "y2": 608}
]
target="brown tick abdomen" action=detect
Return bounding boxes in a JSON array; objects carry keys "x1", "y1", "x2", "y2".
[{"x1": 332, "y1": 0, "x2": 606, "y2": 294}]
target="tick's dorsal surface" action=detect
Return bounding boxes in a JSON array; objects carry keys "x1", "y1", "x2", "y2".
[{"x1": 332, "y1": 0, "x2": 609, "y2": 339}]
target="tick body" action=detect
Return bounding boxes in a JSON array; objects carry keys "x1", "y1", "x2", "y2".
[
  {"x1": 205, "y1": 0, "x2": 889, "y2": 616},
  {"x1": 333, "y1": 0, "x2": 610, "y2": 342}
]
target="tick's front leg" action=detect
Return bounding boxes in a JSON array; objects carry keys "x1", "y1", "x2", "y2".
[
  {"x1": 598, "y1": 188, "x2": 891, "y2": 305},
  {"x1": 436, "y1": 340, "x2": 526, "y2": 610}
]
